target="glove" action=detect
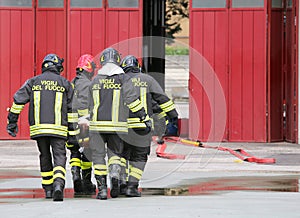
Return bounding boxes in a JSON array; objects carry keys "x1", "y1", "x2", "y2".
[
  {"x1": 7, "y1": 123, "x2": 18, "y2": 137},
  {"x1": 140, "y1": 115, "x2": 152, "y2": 134},
  {"x1": 67, "y1": 135, "x2": 80, "y2": 150},
  {"x1": 7, "y1": 111, "x2": 19, "y2": 137},
  {"x1": 165, "y1": 117, "x2": 178, "y2": 136}
]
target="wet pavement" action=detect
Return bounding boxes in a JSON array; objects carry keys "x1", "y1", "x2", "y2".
[{"x1": 1, "y1": 139, "x2": 300, "y2": 217}]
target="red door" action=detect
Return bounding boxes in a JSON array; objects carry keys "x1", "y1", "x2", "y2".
[
  {"x1": 105, "y1": 0, "x2": 143, "y2": 59},
  {"x1": 36, "y1": 0, "x2": 67, "y2": 76},
  {"x1": 268, "y1": 0, "x2": 284, "y2": 142},
  {"x1": 189, "y1": 0, "x2": 229, "y2": 142},
  {"x1": 190, "y1": 0, "x2": 268, "y2": 142},
  {"x1": 0, "y1": 0, "x2": 35, "y2": 139},
  {"x1": 229, "y1": 0, "x2": 268, "y2": 142},
  {"x1": 284, "y1": 0, "x2": 298, "y2": 142},
  {"x1": 0, "y1": 0, "x2": 143, "y2": 139},
  {"x1": 67, "y1": 0, "x2": 105, "y2": 80}
]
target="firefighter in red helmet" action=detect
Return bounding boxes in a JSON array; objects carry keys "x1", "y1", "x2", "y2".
[
  {"x1": 6, "y1": 54, "x2": 78, "y2": 201},
  {"x1": 67, "y1": 54, "x2": 96, "y2": 196}
]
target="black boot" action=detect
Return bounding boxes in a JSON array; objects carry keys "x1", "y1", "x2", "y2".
[
  {"x1": 82, "y1": 169, "x2": 96, "y2": 195},
  {"x1": 96, "y1": 175, "x2": 107, "y2": 200},
  {"x1": 119, "y1": 172, "x2": 127, "y2": 195},
  {"x1": 43, "y1": 185, "x2": 53, "y2": 199},
  {"x1": 71, "y1": 166, "x2": 83, "y2": 196},
  {"x1": 109, "y1": 164, "x2": 121, "y2": 198},
  {"x1": 126, "y1": 182, "x2": 141, "y2": 197},
  {"x1": 53, "y1": 182, "x2": 64, "y2": 201}
]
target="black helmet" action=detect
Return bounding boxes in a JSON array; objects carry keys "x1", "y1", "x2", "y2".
[
  {"x1": 42, "y1": 53, "x2": 64, "y2": 73},
  {"x1": 120, "y1": 55, "x2": 141, "y2": 73},
  {"x1": 99, "y1": 48, "x2": 121, "y2": 66}
]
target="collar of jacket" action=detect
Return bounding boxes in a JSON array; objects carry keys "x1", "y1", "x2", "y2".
[
  {"x1": 42, "y1": 68, "x2": 60, "y2": 75},
  {"x1": 98, "y1": 63, "x2": 124, "y2": 76}
]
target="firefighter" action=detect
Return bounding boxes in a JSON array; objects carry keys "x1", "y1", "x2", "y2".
[
  {"x1": 88, "y1": 48, "x2": 151, "y2": 200},
  {"x1": 119, "y1": 55, "x2": 178, "y2": 197},
  {"x1": 6, "y1": 54, "x2": 78, "y2": 201},
  {"x1": 67, "y1": 54, "x2": 96, "y2": 196}
]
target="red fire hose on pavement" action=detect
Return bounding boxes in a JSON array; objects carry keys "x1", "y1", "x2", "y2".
[{"x1": 154, "y1": 136, "x2": 276, "y2": 164}]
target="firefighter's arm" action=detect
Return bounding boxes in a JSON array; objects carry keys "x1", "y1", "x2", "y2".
[
  {"x1": 7, "y1": 79, "x2": 32, "y2": 137},
  {"x1": 67, "y1": 81, "x2": 80, "y2": 146}
]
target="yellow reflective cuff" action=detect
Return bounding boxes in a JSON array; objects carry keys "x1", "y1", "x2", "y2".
[
  {"x1": 81, "y1": 161, "x2": 92, "y2": 170},
  {"x1": 131, "y1": 166, "x2": 143, "y2": 175},
  {"x1": 70, "y1": 162, "x2": 81, "y2": 167},
  {"x1": 78, "y1": 109, "x2": 89, "y2": 116},
  {"x1": 94, "y1": 164, "x2": 108, "y2": 176},
  {"x1": 108, "y1": 156, "x2": 121, "y2": 166},
  {"x1": 42, "y1": 178, "x2": 54, "y2": 185},
  {"x1": 70, "y1": 158, "x2": 81, "y2": 164},
  {"x1": 160, "y1": 100, "x2": 176, "y2": 113},
  {"x1": 68, "y1": 129, "x2": 80, "y2": 136},
  {"x1": 41, "y1": 171, "x2": 53, "y2": 177},
  {"x1": 53, "y1": 166, "x2": 66, "y2": 174},
  {"x1": 53, "y1": 173, "x2": 65, "y2": 180},
  {"x1": 158, "y1": 111, "x2": 167, "y2": 119},
  {"x1": 78, "y1": 137, "x2": 89, "y2": 143},
  {"x1": 128, "y1": 99, "x2": 143, "y2": 113},
  {"x1": 130, "y1": 167, "x2": 143, "y2": 180},
  {"x1": 94, "y1": 164, "x2": 107, "y2": 170},
  {"x1": 66, "y1": 142, "x2": 74, "y2": 148},
  {"x1": 10, "y1": 102, "x2": 25, "y2": 114},
  {"x1": 121, "y1": 158, "x2": 127, "y2": 166},
  {"x1": 94, "y1": 170, "x2": 108, "y2": 176},
  {"x1": 68, "y1": 113, "x2": 79, "y2": 123}
]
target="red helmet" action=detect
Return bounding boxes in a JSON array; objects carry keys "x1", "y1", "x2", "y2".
[{"x1": 77, "y1": 54, "x2": 96, "y2": 73}]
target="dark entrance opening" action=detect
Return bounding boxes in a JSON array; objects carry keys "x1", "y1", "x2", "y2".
[{"x1": 143, "y1": 0, "x2": 166, "y2": 90}]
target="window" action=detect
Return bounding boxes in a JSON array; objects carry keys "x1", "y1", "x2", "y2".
[
  {"x1": 38, "y1": 0, "x2": 64, "y2": 8},
  {"x1": 272, "y1": 0, "x2": 283, "y2": 8},
  {"x1": 71, "y1": 0, "x2": 102, "y2": 8},
  {"x1": 108, "y1": 0, "x2": 139, "y2": 8},
  {"x1": 192, "y1": 0, "x2": 226, "y2": 8},
  {"x1": 0, "y1": 0, "x2": 32, "y2": 7},
  {"x1": 232, "y1": 0, "x2": 264, "y2": 8}
]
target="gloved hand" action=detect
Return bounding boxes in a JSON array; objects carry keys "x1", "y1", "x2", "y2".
[
  {"x1": 140, "y1": 115, "x2": 152, "y2": 134},
  {"x1": 7, "y1": 123, "x2": 18, "y2": 137},
  {"x1": 165, "y1": 117, "x2": 178, "y2": 136},
  {"x1": 67, "y1": 135, "x2": 79, "y2": 148},
  {"x1": 7, "y1": 111, "x2": 19, "y2": 137}
]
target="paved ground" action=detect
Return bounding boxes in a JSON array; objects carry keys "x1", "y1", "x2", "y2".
[
  {"x1": 2, "y1": 56, "x2": 300, "y2": 217},
  {"x1": 1, "y1": 139, "x2": 300, "y2": 218}
]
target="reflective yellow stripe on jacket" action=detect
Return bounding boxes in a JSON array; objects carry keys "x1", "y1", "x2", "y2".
[{"x1": 30, "y1": 124, "x2": 68, "y2": 137}]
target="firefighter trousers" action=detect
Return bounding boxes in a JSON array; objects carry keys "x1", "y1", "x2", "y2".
[
  {"x1": 35, "y1": 136, "x2": 67, "y2": 190},
  {"x1": 89, "y1": 132, "x2": 124, "y2": 177}
]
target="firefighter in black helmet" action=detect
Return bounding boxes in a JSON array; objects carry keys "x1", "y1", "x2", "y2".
[
  {"x1": 89, "y1": 48, "x2": 150, "y2": 200},
  {"x1": 119, "y1": 55, "x2": 178, "y2": 197},
  {"x1": 6, "y1": 54, "x2": 78, "y2": 201}
]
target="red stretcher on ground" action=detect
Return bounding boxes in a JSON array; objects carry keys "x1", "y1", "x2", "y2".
[{"x1": 154, "y1": 136, "x2": 276, "y2": 164}]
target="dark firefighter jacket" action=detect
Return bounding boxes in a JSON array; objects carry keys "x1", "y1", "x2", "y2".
[
  {"x1": 89, "y1": 63, "x2": 147, "y2": 133},
  {"x1": 126, "y1": 71, "x2": 178, "y2": 129},
  {"x1": 9, "y1": 69, "x2": 78, "y2": 139},
  {"x1": 71, "y1": 71, "x2": 91, "y2": 117}
]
